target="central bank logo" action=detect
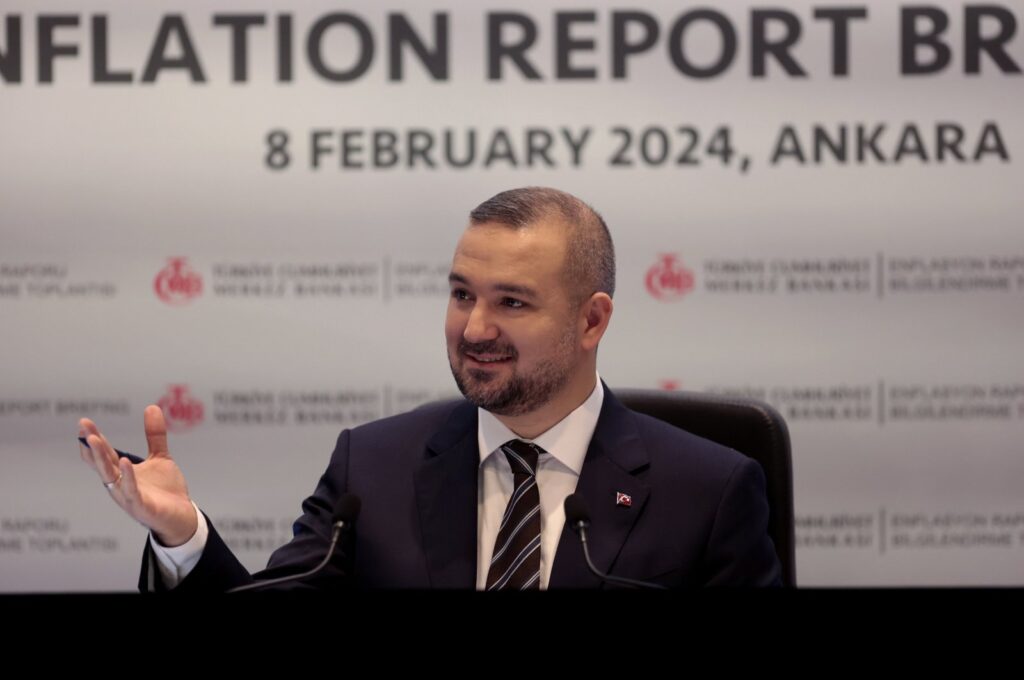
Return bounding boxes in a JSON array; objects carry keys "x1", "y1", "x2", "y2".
[
  {"x1": 158, "y1": 385, "x2": 204, "y2": 432},
  {"x1": 645, "y1": 254, "x2": 695, "y2": 301},
  {"x1": 154, "y1": 257, "x2": 202, "y2": 305}
]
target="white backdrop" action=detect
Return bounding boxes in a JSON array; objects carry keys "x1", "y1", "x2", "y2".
[{"x1": 2, "y1": 0, "x2": 1022, "y2": 590}]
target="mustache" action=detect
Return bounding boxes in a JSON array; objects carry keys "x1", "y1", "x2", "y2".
[{"x1": 458, "y1": 339, "x2": 518, "y2": 358}]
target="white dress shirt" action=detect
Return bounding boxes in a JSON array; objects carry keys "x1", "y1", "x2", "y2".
[{"x1": 151, "y1": 377, "x2": 604, "y2": 590}]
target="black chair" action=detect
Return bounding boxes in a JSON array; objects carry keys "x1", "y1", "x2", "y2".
[{"x1": 614, "y1": 389, "x2": 796, "y2": 587}]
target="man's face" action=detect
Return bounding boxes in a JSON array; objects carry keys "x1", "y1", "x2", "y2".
[{"x1": 445, "y1": 222, "x2": 583, "y2": 416}]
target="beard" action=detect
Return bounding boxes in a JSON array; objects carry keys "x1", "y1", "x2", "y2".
[{"x1": 448, "y1": 329, "x2": 578, "y2": 417}]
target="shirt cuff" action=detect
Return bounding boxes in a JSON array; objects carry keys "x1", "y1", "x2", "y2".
[{"x1": 148, "y1": 501, "x2": 208, "y2": 589}]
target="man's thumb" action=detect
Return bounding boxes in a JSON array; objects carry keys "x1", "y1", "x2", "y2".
[{"x1": 144, "y1": 405, "x2": 170, "y2": 458}]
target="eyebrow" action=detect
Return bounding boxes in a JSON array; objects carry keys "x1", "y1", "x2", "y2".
[{"x1": 448, "y1": 272, "x2": 539, "y2": 299}]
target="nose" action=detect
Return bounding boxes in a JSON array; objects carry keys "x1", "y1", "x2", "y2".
[{"x1": 463, "y1": 301, "x2": 499, "y2": 343}]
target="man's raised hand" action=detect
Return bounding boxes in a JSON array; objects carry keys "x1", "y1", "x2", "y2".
[{"x1": 79, "y1": 405, "x2": 198, "y2": 547}]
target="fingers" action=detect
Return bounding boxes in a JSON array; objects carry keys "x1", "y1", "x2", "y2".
[
  {"x1": 143, "y1": 405, "x2": 170, "y2": 459},
  {"x1": 78, "y1": 418, "x2": 123, "y2": 496},
  {"x1": 78, "y1": 418, "x2": 100, "y2": 462},
  {"x1": 118, "y1": 457, "x2": 139, "y2": 504},
  {"x1": 78, "y1": 426, "x2": 91, "y2": 464},
  {"x1": 79, "y1": 417, "x2": 98, "y2": 439},
  {"x1": 78, "y1": 419, "x2": 135, "y2": 517},
  {"x1": 85, "y1": 432, "x2": 119, "y2": 484}
]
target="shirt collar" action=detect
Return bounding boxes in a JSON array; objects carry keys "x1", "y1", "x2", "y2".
[{"x1": 477, "y1": 375, "x2": 604, "y2": 475}]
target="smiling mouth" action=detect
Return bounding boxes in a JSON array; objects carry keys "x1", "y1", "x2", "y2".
[{"x1": 465, "y1": 352, "x2": 513, "y2": 365}]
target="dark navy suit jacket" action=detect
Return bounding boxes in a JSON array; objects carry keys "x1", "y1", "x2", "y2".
[{"x1": 140, "y1": 386, "x2": 781, "y2": 590}]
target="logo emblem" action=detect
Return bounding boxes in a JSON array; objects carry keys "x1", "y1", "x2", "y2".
[
  {"x1": 157, "y1": 385, "x2": 205, "y2": 432},
  {"x1": 645, "y1": 254, "x2": 695, "y2": 301},
  {"x1": 616, "y1": 492, "x2": 633, "y2": 508},
  {"x1": 154, "y1": 257, "x2": 202, "y2": 305}
]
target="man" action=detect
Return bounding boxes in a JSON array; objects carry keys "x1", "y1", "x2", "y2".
[{"x1": 79, "y1": 186, "x2": 781, "y2": 589}]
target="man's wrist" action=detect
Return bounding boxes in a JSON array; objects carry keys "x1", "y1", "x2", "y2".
[{"x1": 152, "y1": 503, "x2": 199, "y2": 548}]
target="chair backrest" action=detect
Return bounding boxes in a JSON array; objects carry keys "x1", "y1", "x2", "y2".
[{"x1": 614, "y1": 389, "x2": 796, "y2": 587}]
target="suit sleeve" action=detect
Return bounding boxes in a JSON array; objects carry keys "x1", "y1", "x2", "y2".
[
  {"x1": 701, "y1": 456, "x2": 782, "y2": 587},
  {"x1": 138, "y1": 428, "x2": 355, "y2": 593}
]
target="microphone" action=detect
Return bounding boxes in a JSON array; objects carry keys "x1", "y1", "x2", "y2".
[
  {"x1": 564, "y1": 493, "x2": 667, "y2": 590},
  {"x1": 228, "y1": 493, "x2": 361, "y2": 593}
]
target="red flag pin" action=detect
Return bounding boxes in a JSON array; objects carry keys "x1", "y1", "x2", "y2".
[{"x1": 616, "y1": 492, "x2": 632, "y2": 508}]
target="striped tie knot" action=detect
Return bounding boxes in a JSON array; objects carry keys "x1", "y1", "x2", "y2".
[{"x1": 501, "y1": 439, "x2": 541, "y2": 477}]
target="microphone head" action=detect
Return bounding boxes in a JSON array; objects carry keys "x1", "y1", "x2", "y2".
[
  {"x1": 332, "y1": 493, "x2": 362, "y2": 525},
  {"x1": 563, "y1": 493, "x2": 591, "y2": 534}
]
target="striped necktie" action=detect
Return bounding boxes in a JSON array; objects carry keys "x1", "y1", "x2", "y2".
[{"x1": 486, "y1": 439, "x2": 543, "y2": 590}]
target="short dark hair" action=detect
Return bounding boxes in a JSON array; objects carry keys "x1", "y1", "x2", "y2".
[{"x1": 468, "y1": 187, "x2": 615, "y2": 306}]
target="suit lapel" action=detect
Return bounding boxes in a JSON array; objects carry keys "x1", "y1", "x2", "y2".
[
  {"x1": 414, "y1": 401, "x2": 479, "y2": 588},
  {"x1": 549, "y1": 385, "x2": 650, "y2": 588}
]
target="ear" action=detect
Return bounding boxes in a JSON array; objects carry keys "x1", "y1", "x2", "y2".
[{"x1": 579, "y1": 293, "x2": 613, "y2": 351}]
